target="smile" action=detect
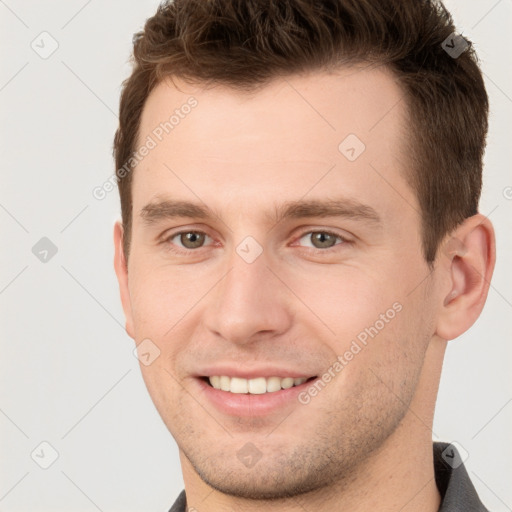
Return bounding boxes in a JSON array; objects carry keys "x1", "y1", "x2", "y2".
[{"x1": 206, "y1": 375, "x2": 316, "y2": 394}]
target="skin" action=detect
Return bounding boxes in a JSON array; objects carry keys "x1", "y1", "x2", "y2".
[{"x1": 114, "y1": 66, "x2": 495, "y2": 512}]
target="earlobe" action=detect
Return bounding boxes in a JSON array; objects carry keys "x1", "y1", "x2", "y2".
[
  {"x1": 113, "y1": 221, "x2": 135, "y2": 339},
  {"x1": 435, "y1": 214, "x2": 496, "y2": 341}
]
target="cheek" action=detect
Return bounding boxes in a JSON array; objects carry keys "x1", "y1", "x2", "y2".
[
  {"x1": 322, "y1": 305, "x2": 427, "y2": 420},
  {"x1": 127, "y1": 261, "x2": 213, "y2": 339},
  {"x1": 285, "y1": 264, "x2": 405, "y2": 339},
  {"x1": 358, "y1": 298, "x2": 433, "y2": 385},
  {"x1": 136, "y1": 362, "x2": 185, "y2": 439},
  {"x1": 294, "y1": 266, "x2": 433, "y2": 384}
]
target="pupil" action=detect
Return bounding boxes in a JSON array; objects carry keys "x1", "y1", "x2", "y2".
[
  {"x1": 313, "y1": 232, "x2": 335, "y2": 248},
  {"x1": 182, "y1": 232, "x2": 204, "y2": 248}
]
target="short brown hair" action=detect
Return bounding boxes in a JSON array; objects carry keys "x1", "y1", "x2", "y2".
[{"x1": 114, "y1": 0, "x2": 488, "y2": 263}]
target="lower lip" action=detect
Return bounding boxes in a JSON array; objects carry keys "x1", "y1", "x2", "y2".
[{"x1": 195, "y1": 377, "x2": 316, "y2": 417}]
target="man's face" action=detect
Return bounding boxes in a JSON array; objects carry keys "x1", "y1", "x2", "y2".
[{"x1": 117, "y1": 67, "x2": 442, "y2": 498}]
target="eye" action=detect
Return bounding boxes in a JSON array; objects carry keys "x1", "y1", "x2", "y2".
[
  {"x1": 169, "y1": 231, "x2": 211, "y2": 249},
  {"x1": 297, "y1": 231, "x2": 344, "y2": 249}
]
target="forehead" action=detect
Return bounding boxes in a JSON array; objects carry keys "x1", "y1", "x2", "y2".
[{"x1": 133, "y1": 66, "x2": 416, "y2": 225}]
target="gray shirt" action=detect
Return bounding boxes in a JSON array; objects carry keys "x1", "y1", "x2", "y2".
[{"x1": 168, "y1": 442, "x2": 489, "y2": 511}]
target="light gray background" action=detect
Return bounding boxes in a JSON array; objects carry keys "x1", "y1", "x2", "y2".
[{"x1": 1, "y1": 0, "x2": 510, "y2": 510}]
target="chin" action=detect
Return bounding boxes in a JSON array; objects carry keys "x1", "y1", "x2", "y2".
[
  {"x1": 185, "y1": 445, "x2": 339, "y2": 501},
  {"x1": 198, "y1": 468, "x2": 328, "y2": 500}
]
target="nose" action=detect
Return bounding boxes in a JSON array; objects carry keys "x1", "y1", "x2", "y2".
[{"x1": 203, "y1": 249, "x2": 293, "y2": 345}]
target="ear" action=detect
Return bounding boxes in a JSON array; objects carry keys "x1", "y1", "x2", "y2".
[
  {"x1": 435, "y1": 214, "x2": 496, "y2": 341},
  {"x1": 113, "y1": 221, "x2": 135, "y2": 339}
]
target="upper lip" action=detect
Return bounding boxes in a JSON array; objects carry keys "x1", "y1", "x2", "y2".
[{"x1": 195, "y1": 365, "x2": 317, "y2": 379}]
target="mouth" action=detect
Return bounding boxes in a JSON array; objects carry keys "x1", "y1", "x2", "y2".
[
  {"x1": 201, "y1": 375, "x2": 317, "y2": 394},
  {"x1": 195, "y1": 373, "x2": 320, "y2": 416}
]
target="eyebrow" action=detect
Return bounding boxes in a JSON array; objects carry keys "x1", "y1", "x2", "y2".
[
  {"x1": 140, "y1": 198, "x2": 382, "y2": 227},
  {"x1": 270, "y1": 199, "x2": 382, "y2": 226},
  {"x1": 141, "y1": 200, "x2": 212, "y2": 223}
]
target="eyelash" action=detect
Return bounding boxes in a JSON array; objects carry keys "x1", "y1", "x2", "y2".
[
  {"x1": 293, "y1": 230, "x2": 348, "y2": 252},
  {"x1": 162, "y1": 230, "x2": 215, "y2": 255},
  {"x1": 162, "y1": 229, "x2": 350, "y2": 255}
]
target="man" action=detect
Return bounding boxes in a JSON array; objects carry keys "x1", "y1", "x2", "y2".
[{"x1": 113, "y1": 0, "x2": 495, "y2": 510}]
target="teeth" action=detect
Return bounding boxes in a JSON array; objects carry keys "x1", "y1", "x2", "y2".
[
  {"x1": 248, "y1": 377, "x2": 267, "y2": 394},
  {"x1": 209, "y1": 376, "x2": 220, "y2": 389},
  {"x1": 208, "y1": 376, "x2": 309, "y2": 394},
  {"x1": 281, "y1": 377, "x2": 294, "y2": 389},
  {"x1": 220, "y1": 375, "x2": 230, "y2": 391},
  {"x1": 266, "y1": 376, "x2": 282, "y2": 393},
  {"x1": 230, "y1": 377, "x2": 248, "y2": 394}
]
